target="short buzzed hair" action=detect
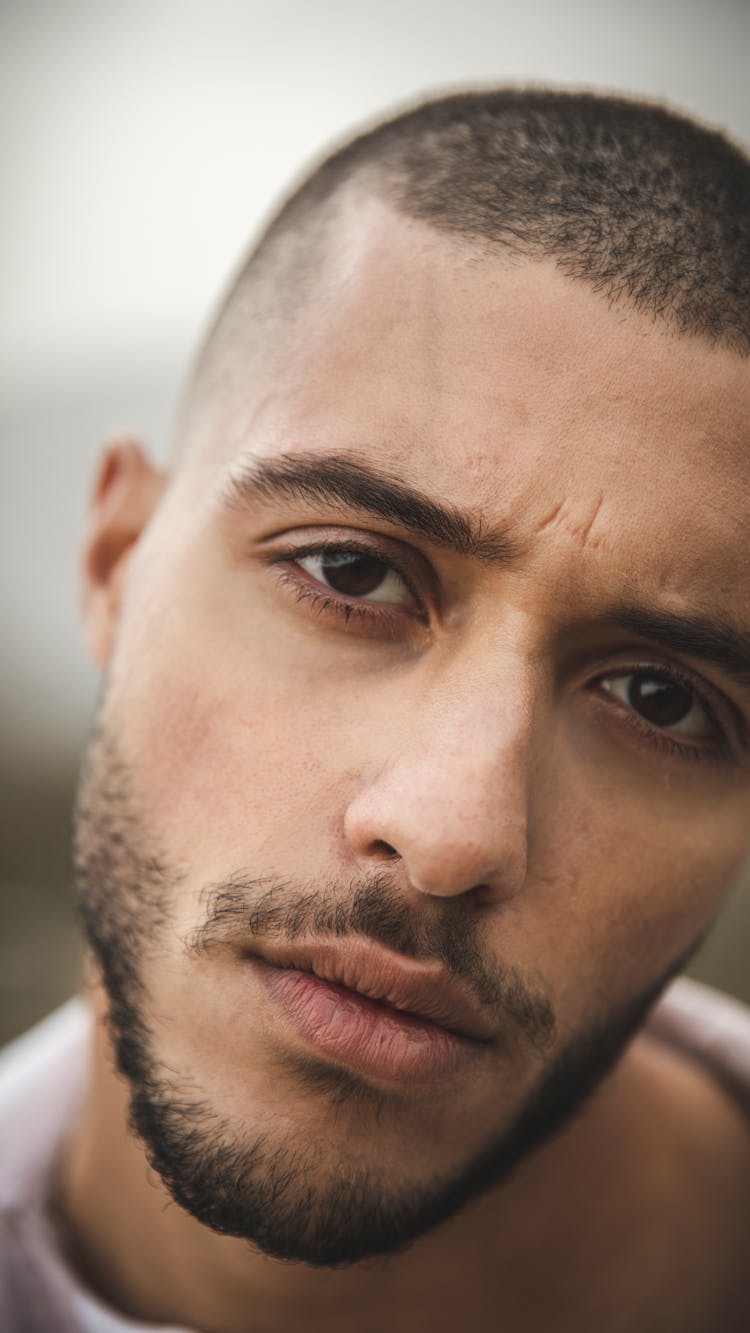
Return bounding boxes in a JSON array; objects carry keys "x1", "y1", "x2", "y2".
[{"x1": 190, "y1": 87, "x2": 750, "y2": 409}]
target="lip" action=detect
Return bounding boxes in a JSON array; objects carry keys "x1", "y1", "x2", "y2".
[{"x1": 245, "y1": 939, "x2": 496, "y2": 1084}]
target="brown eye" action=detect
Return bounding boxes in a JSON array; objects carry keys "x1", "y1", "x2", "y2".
[
  {"x1": 628, "y1": 673, "x2": 693, "y2": 727},
  {"x1": 295, "y1": 550, "x2": 414, "y2": 605},
  {"x1": 601, "y1": 670, "x2": 712, "y2": 737}
]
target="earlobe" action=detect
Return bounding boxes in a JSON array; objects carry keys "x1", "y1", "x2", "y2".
[{"x1": 80, "y1": 438, "x2": 167, "y2": 669}]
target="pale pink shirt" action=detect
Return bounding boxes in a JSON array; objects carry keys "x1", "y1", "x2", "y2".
[{"x1": 1, "y1": 980, "x2": 749, "y2": 1332}]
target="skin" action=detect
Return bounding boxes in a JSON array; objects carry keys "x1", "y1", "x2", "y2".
[{"x1": 58, "y1": 197, "x2": 750, "y2": 1332}]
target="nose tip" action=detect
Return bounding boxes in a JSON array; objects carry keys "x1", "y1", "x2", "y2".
[
  {"x1": 392, "y1": 828, "x2": 527, "y2": 901},
  {"x1": 410, "y1": 835, "x2": 527, "y2": 900},
  {"x1": 345, "y1": 789, "x2": 529, "y2": 904}
]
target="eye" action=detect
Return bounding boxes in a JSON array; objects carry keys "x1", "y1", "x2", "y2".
[
  {"x1": 599, "y1": 669, "x2": 713, "y2": 739},
  {"x1": 295, "y1": 549, "x2": 415, "y2": 606}
]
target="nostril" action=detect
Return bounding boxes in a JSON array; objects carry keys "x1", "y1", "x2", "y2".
[{"x1": 371, "y1": 840, "x2": 400, "y2": 860}]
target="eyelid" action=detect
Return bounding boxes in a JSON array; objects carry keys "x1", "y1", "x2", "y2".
[
  {"x1": 591, "y1": 659, "x2": 739, "y2": 761},
  {"x1": 595, "y1": 659, "x2": 715, "y2": 708},
  {"x1": 263, "y1": 528, "x2": 435, "y2": 608},
  {"x1": 264, "y1": 536, "x2": 436, "y2": 637}
]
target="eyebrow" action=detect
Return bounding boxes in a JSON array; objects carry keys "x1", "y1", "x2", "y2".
[
  {"x1": 220, "y1": 451, "x2": 517, "y2": 562},
  {"x1": 611, "y1": 606, "x2": 750, "y2": 691}
]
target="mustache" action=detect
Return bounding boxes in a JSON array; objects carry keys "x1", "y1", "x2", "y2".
[{"x1": 185, "y1": 872, "x2": 557, "y2": 1052}]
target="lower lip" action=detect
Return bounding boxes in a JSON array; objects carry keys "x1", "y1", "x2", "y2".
[{"x1": 251, "y1": 961, "x2": 477, "y2": 1084}]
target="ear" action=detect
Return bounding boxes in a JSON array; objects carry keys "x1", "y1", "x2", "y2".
[{"x1": 80, "y1": 438, "x2": 167, "y2": 669}]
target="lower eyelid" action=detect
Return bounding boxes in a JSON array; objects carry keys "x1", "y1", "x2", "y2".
[
  {"x1": 272, "y1": 563, "x2": 418, "y2": 631},
  {"x1": 621, "y1": 709, "x2": 726, "y2": 764},
  {"x1": 590, "y1": 681, "x2": 731, "y2": 764},
  {"x1": 275, "y1": 544, "x2": 426, "y2": 613},
  {"x1": 598, "y1": 674, "x2": 711, "y2": 736},
  {"x1": 295, "y1": 552, "x2": 414, "y2": 606}
]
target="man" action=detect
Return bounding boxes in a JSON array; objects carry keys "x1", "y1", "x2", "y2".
[{"x1": 1, "y1": 87, "x2": 750, "y2": 1331}]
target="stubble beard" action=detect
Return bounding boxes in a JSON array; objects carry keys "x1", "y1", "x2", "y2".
[{"x1": 72, "y1": 714, "x2": 700, "y2": 1267}]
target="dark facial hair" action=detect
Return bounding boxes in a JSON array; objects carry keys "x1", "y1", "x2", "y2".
[{"x1": 72, "y1": 717, "x2": 706, "y2": 1267}]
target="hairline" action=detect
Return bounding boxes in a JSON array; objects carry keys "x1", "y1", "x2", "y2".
[{"x1": 176, "y1": 86, "x2": 750, "y2": 453}]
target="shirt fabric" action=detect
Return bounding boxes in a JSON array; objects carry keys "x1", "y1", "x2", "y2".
[{"x1": 1, "y1": 979, "x2": 749, "y2": 1333}]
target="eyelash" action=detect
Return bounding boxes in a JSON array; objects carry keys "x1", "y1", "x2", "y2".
[
  {"x1": 269, "y1": 541, "x2": 735, "y2": 766},
  {"x1": 591, "y1": 661, "x2": 730, "y2": 767},
  {"x1": 270, "y1": 539, "x2": 426, "y2": 633}
]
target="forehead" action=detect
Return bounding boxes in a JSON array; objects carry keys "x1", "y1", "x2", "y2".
[{"x1": 186, "y1": 200, "x2": 750, "y2": 603}]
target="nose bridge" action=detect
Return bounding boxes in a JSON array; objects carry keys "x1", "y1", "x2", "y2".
[
  {"x1": 345, "y1": 650, "x2": 537, "y2": 901},
  {"x1": 418, "y1": 655, "x2": 533, "y2": 794}
]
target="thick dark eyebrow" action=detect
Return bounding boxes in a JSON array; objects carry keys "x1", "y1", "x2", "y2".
[
  {"x1": 612, "y1": 606, "x2": 750, "y2": 691},
  {"x1": 220, "y1": 451, "x2": 516, "y2": 562}
]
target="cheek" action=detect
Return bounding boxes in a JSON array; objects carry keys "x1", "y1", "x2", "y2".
[
  {"x1": 111, "y1": 647, "x2": 347, "y2": 883},
  {"x1": 530, "y1": 779, "x2": 748, "y2": 1027}
]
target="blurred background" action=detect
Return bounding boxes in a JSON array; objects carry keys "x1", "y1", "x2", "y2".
[{"x1": 2, "y1": 0, "x2": 749, "y2": 1045}]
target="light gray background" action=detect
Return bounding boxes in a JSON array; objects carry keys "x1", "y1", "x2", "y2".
[{"x1": 2, "y1": 0, "x2": 749, "y2": 1042}]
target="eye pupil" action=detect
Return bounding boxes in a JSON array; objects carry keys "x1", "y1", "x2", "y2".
[
  {"x1": 628, "y1": 672, "x2": 693, "y2": 727},
  {"x1": 320, "y1": 552, "x2": 388, "y2": 597}
]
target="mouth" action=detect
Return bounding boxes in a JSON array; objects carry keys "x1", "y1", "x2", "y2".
[{"x1": 244, "y1": 939, "x2": 495, "y2": 1084}]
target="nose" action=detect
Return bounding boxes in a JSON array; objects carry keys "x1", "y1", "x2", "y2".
[{"x1": 343, "y1": 671, "x2": 533, "y2": 903}]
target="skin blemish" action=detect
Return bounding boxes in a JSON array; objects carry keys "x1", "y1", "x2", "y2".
[
  {"x1": 534, "y1": 500, "x2": 566, "y2": 534},
  {"x1": 532, "y1": 492, "x2": 608, "y2": 552},
  {"x1": 571, "y1": 493, "x2": 606, "y2": 551}
]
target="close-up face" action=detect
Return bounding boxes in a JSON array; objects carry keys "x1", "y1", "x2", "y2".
[{"x1": 75, "y1": 198, "x2": 750, "y2": 1264}]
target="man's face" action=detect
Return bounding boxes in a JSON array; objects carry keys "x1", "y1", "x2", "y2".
[{"x1": 76, "y1": 202, "x2": 750, "y2": 1264}]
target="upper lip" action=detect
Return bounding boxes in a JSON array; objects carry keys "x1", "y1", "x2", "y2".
[{"x1": 246, "y1": 938, "x2": 497, "y2": 1043}]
